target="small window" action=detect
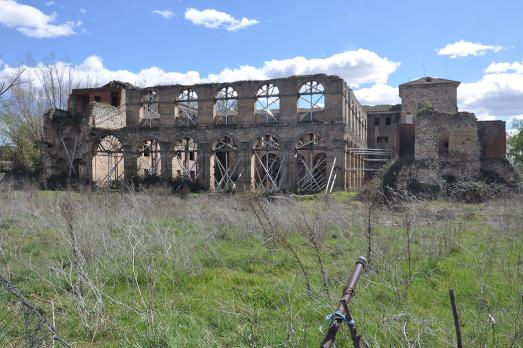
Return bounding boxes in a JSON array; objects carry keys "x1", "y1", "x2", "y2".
[
  {"x1": 94, "y1": 95, "x2": 101, "y2": 102},
  {"x1": 377, "y1": 136, "x2": 389, "y2": 144},
  {"x1": 386, "y1": 117, "x2": 391, "y2": 125},
  {"x1": 374, "y1": 117, "x2": 380, "y2": 126},
  {"x1": 111, "y1": 92, "x2": 118, "y2": 107},
  {"x1": 189, "y1": 152, "x2": 195, "y2": 161}
]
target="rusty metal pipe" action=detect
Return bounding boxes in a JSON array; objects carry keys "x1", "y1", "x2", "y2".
[{"x1": 320, "y1": 256, "x2": 367, "y2": 348}]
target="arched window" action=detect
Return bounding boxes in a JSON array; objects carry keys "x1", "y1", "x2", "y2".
[
  {"x1": 140, "y1": 91, "x2": 159, "y2": 120},
  {"x1": 173, "y1": 138, "x2": 198, "y2": 180},
  {"x1": 298, "y1": 81, "x2": 325, "y2": 121},
  {"x1": 214, "y1": 87, "x2": 238, "y2": 125},
  {"x1": 176, "y1": 89, "x2": 198, "y2": 126},
  {"x1": 137, "y1": 139, "x2": 161, "y2": 176},
  {"x1": 252, "y1": 135, "x2": 285, "y2": 192},
  {"x1": 255, "y1": 84, "x2": 280, "y2": 123},
  {"x1": 92, "y1": 135, "x2": 124, "y2": 185},
  {"x1": 211, "y1": 136, "x2": 240, "y2": 190},
  {"x1": 295, "y1": 134, "x2": 327, "y2": 193}
]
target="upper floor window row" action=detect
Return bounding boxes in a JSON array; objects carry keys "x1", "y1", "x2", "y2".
[{"x1": 141, "y1": 81, "x2": 327, "y2": 125}]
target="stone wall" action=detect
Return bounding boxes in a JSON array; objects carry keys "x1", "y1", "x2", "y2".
[
  {"x1": 88, "y1": 102, "x2": 126, "y2": 130},
  {"x1": 365, "y1": 106, "x2": 401, "y2": 154},
  {"x1": 478, "y1": 120, "x2": 506, "y2": 159},
  {"x1": 43, "y1": 74, "x2": 367, "y2": 192},
  {"x1": 399, "y1": 78, "x2": 459, "y2": 122},
  {"x1": 415, "y1": 110, "x2": 481, "y2": 181}
]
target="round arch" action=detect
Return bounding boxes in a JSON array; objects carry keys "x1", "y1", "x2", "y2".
[{"x1": 92, "y1": 135, "x2": 124, "y2": 185}]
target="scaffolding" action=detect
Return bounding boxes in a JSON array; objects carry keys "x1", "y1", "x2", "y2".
[
  {"x1": 212, "y1": 136, "x2": 242, "y2": 191},
  {"x1": 176, "y1": 89, "x2": 198, "y2": 127},
  {"x1": 137, "y1": 139, "x2": 161, "y2": 177},
  {"x1": 173, "y1": 138, "x2": 198, "y2": 181},
  {"x1": 252, "y1": 135, "x2": 287, "y2": 193},
  {"x1": 296, "y1": 134, "x2": 328, "y2": 193},
  {"x1": 345, "y1": 147, "x2": 393, "y2": 188},
  {"x1": 92, "y1": 135, "x2": 124, "y2": 186}
]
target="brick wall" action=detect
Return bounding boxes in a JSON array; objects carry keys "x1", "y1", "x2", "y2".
[{"x1": 477, "y1": 121, "x2": 506, "y2": 159}]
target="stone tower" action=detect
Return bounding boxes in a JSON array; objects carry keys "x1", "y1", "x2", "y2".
[{"x1": 399, "y1": 77, "x2": 460, "y2": 123}]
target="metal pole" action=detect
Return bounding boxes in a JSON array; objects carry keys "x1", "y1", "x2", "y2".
[
  {"x1": 325, "y1": 157, "x2": 336, "y2": 195},
  {"x1": 320, "y1": 256, "x2": 367, "y2": 348},
  {"x1": 449, "y1": 288, "x2": 463, "y2": 348}
]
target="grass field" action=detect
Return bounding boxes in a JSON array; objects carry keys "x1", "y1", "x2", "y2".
[{"x1": 0, "y1": 188, "x2": 522, "y2": 347}]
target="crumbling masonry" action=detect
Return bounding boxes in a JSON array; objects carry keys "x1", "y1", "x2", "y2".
[
  {"x1": 43, "y1": 75, "x2": 367, "y2": 192},
  {"x1": 43, "y1": 74, "x2": 515, "y2": 192}
]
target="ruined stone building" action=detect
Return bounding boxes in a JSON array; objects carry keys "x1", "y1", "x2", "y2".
[
  {"x1": 43, "y1": 73, "x2": 514, "y2": 192},
  {"x1": 43, "y1": 75, "x2": 368, "y2": 192},
  {"x1": 365, "y1": 77, "x2": 515, "y2": 185}
]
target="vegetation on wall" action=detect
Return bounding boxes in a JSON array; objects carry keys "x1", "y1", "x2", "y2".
[{"x1": 508, "y1": 120, "x2": 523, "y2": 173}]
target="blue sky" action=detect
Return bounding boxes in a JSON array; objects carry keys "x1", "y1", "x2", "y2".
[{"x1": 0, "y1": 0, "x2": 522, "y2": 123}]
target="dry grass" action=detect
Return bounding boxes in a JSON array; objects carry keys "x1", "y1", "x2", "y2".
[{"x1": 0, "y1": 186, "x2": 522, "y2": 347}]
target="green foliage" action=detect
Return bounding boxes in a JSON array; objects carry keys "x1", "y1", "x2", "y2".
[
  {"x1": 417, "y1": 99, "x2": 434, "y2": 113},
  {"x1": 0, "y1": 120, "x2": 42, "y2": 173},
  {"x1": 507, "y1": 120, "x2": 523, "y2": 172},
  {"x1": 0, "y1": 192, "x2": 521, "y2": 347}
]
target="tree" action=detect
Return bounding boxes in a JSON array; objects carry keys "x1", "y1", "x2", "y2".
[
  {"x1": 0, "y1": 57, "x2": 96, "y2": 173},
  {"x1": 507, "y1": 120, "x2": 523, "y2": 172},
  {"x1": 0, "y1": 68, "x2": 24, "y2": 97}
]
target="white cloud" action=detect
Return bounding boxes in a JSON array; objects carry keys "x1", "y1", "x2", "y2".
[
  {"x1": 0, "y1": 0, "x2": 80, "y2": 38},
  {"x1": 438, "y1": 40, "x2": 504, "y2": 58},
  {"x1": 485, "y1": 61, "x2": 523, "y2": 74},
  {"x1": 476, "y1": 115, "x2": 497, "y2": 121},
  {"x1": 152, "y1": 9, "x2": 174, "y2": 19},
  {"x1": 0, "y1": 49, "x2": 400, "y2": 95},
  {"x1": 459, "y1": 61, "x2": 523, "y2": 119},
  {"x1": 353, "y1": 83, "x2": 400, "y2": 105},
  {"x1": 184, "y1": 8, "x2": 259, "y2": 31}
]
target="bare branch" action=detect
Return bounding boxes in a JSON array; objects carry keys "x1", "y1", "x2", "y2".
[{"x1": 0, "y1": 68, "x2": 25, "y2": 97}]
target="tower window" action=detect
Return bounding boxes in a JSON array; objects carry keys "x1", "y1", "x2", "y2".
[
  {"x1": 374, "y1": 117, "x2": 380, "y2": 126},
  {"x1": 111, "y1": 92, "x2": 119, "y2": 107},
  {"x1": 377, "y1": 136, "x2": 389, "y2": 144},
  {"x1": 386, "y1": 117, "x2": 391, "y2": 125}
]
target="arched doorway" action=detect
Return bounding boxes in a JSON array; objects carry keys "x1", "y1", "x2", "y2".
[
  {"x1": 295, "y1": 134, "x2": 327, "y2": 193},
  {"x1": 251, "y1": 135, "x2": 286, "y2": 192},
  {"x1": 92, "y1": 135, "x2": 124, "y2": 185},
  {"x1": 211, "y1": 136, "x2": 240, "y2": 191}
]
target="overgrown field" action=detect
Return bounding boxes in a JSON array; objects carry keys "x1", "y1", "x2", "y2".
[{"x1": 0, "y1": 188, "x2": 522, "y2": 347}]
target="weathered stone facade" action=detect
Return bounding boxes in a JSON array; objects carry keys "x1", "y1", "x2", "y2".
[
  {"x1": 364, "y1": 105, "x2": 401, "y2": 154},
  {"x1": 414, "y1": 111, "x2": 481, "y2": 182},
  {"x1": 365, "y1": 76, "x2": 514, "y2": 185},
  {"x1": 43, "y1": 74, "x2": 514, "y2": 191},
  {"x1": 43, "y1": 74, "x2": 368, "y2": 192},
  {"x1": 399, "y1": 77, "x2": 460, "y2": 122}
]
